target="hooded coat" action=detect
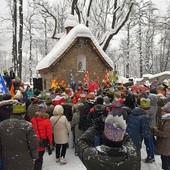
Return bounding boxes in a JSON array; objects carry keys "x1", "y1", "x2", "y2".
[
  {"x1": 77, "y1": 127, "x2": 138, "y2": 170},
  {"x1": 126, "y1": 107, "x2": 150, "y2": 149},
  {"x1": 0, "y1": 115, "x2": 39, "y2": 170}
]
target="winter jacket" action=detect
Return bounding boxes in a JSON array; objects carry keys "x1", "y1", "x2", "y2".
[
  {"x1": 153, "y1": 118, "x2": 170, "y2": 156},
  {"x1": 50, "y1": 114, "x2": 71, "y2": 144},
  {"x1": 71, "y1": 110, "x2": 83, "y2": 143},
  {"x1": 126, "y1": 107, "x2": 150, "y2": 149},
  {"x1": 27, "y1": 103, "x2": 39, "y2": 120},
  {"x1": 0, "y1": 115, "x2": 39, "y2": 170},
  {"x1": 30, "y1": 112, "x2": 53, "y2": 151},
  {"x1": 79, "y1": 100, "x2": 95, "y2": 132},
  {"x1": 148, "y1": 93, "x2": 158, "y2": 128},
  {"x1": 77, "y1": 126, "x2": 138, "y2": 170},
  {"x1": 62, "y1": 102, "x2": 73, "y2": 122}
]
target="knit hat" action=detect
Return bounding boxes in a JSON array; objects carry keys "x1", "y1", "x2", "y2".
[
  {"x1": 74, "y1": 102, "x2": 84, "y2": 111},
  {"x1": 31, "y1": 96, "x2": 39, "y2": 104},
  {"x1": 86, "y1": 93, "x2": 95, "y2": 99},
  {"x1": 3, "y1": 70, "x2": 8, "y2": 74},
  {"x1": 140, "y1": 98, "x2": 150, "y2": 110},
  {"x1": 103, "y1": 96, "x2": 111, "y2": 106},
  {"x1": 96, "y1": 96, "x2": 103, "y2": 105},
  {"x1": 103, "y1": 114, "x2": 126, "y2": 143},
  {"x1": 79, "y1": 94, "x2": 86, "y2": 101},
  {"x1": 38, "y1": 102, "x2": 47, "y2": 112},
  {"x1": 114, "y1": 92, "x2": 121, "y2": 99},
  {"x1": 45, "y1": 95, "x2": 52, "y2": 105},
  {"x1": 13, "y1": 103, "x2": 26, "y2": 114},
  {"x1": 53, "y1": 105, "x2": 64, "y2": 115},
  {"x1": 112, "y1": 98, "x2": 124, "y2": 108}
]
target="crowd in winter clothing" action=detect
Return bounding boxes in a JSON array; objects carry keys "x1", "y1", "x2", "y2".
[{"x1": 0, "y1": 77, "x2": 170, "y2": 170}]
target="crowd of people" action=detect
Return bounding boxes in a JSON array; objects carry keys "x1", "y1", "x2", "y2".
[{"x1": 0, "y1": 71, "x2": 170, "y2": 170}]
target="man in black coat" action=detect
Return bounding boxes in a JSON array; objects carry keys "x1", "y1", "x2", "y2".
[
  {"x1": 77, "y1": 113, "x2": 138, "y2": 170},
  {"x1": 0, "y1": 103, "x2": 39, "y2": 170}
]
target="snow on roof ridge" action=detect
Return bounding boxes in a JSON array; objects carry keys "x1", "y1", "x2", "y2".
[{"x1": 36, "y1": 24, "x2": 113, "y2": 71}]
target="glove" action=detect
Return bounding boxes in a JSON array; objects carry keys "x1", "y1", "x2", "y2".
[{"x1": 47, "y1": 144, "x2": 53, "y2": 155}]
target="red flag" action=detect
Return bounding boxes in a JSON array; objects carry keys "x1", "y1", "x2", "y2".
[{"x1": 83, "y1": 71, "x2": 89, "y2": 83}]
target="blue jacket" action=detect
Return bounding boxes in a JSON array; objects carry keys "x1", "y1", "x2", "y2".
[{"x1": 126, "y1": 107, "x2": 150, "y2": 149}]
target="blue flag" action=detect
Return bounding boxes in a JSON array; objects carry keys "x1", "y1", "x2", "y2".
[
  {"x1": 0, "y1": 74, "x2": 8, "y2": 93},
  {"x1": 70, "y1": 70, "x2": 75, "y2": 84}
]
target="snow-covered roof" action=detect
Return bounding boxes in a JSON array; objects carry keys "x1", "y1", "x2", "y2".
[
  {"x1": 143, "y1": 71, "x2": 170, "y2": 79},
  {"x1": 36, "y1": 24, "x2": 113, "y2": 71}
]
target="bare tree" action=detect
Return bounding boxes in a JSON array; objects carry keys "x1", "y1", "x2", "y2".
[{"x1": 17, "y1": 0, "x2": 23, "y2": 79}]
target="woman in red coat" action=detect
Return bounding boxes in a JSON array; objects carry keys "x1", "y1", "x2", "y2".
[{"x1": 30, "y1": 105, "x2": 53, "y2": 170}]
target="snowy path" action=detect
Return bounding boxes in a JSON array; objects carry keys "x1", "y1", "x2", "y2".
[{"x1": 43, "y1": 144, "x2": 163, "y2": 170}]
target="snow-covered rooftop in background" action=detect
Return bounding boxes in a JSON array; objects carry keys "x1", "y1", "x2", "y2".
[
  {"x1": 117, "y1": 75, "x2": 129, "y2": 83},
  {"x1": 143, "y1": 71, "x2": 170, "y2": 79},
  {"x1": 36, "y1": 23, "x2": 113, "y2": 71}
]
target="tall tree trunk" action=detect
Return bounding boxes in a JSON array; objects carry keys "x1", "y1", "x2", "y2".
[
  {"x1": 44, "y1": 17, "x2": 48, "y2": 55},
  {"x1": 29, "y1": 31, "x2": 32, "y2": 85},
  {"x1": 138, "y1": 8, "x2": 143, "y2": 78},
  {"x1": 126, "y1": 22, "x2": 130, "y2": 78},
  {"x1": 18, "y1": 0, "x2": 23, "y2": 79},
  {"x1": 12, "y1": 0, "x2": 18, "y2": 74}
]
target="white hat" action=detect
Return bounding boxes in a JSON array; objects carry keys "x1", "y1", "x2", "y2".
[{"x1": 53, "y1": 105, "x2": 64, "y2": 115}]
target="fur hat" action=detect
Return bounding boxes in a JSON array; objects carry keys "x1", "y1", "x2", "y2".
[
  {"x1": 103, "y1": 114, "x2": 126, "y2": 143},
  {"x1": 140, "y1": 98, "x2": 150, "y2": 110},
  {"x1": 53, "y1": 105, "x2": 64, "y2": 115}
]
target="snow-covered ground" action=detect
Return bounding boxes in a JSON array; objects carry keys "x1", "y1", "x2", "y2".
[{"x1": 43, "y1": 143, "x2": 163, "y2": 170}]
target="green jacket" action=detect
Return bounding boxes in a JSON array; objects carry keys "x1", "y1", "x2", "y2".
[{"x1": 77, "y1": 126, "x2": 138, "y2": 170}]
